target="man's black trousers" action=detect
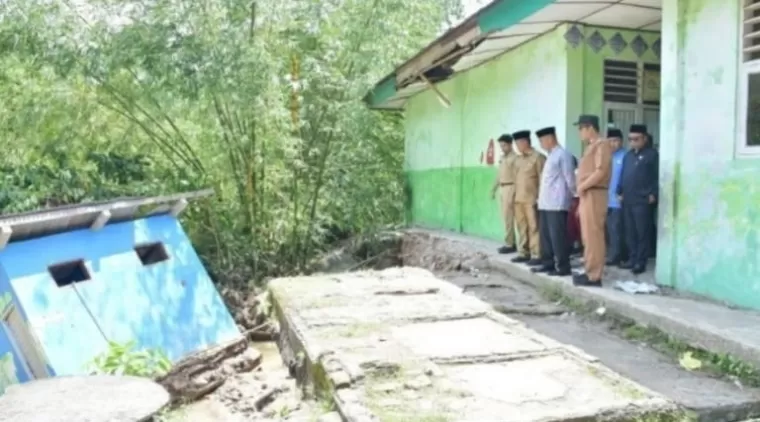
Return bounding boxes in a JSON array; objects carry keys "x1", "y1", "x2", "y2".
[
  {"x1": 539, "y1": 210, "x2": 570, "y2": 272},
  {"x1": 624, "y1": 204, "x2": 654, "y2": 268}
]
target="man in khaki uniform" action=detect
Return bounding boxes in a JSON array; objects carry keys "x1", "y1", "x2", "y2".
[
  {"x1": 573, "y1": 115, "x2": 612, "y2": 287},
  {"x1": 511, "y1": 130, "x2": 545, "y2": 266},
  {"x1": 491, "y1": 134, "x2": 518, "y2": 254}
]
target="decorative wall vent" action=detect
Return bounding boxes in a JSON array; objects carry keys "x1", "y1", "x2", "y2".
[
  {"x1": 631, "y1": 35, "x2": 649, "y2": 58},
  {"x1": 564, "y1": 25, "x2": 584, "y2": 48},
  {"x1": 587, "y1": 30, "x2": 606, "y2": 53},
  {"x1": 652, "y1": 38, "x2": 662, "y2": 59},
  {"x1": 609, "y1": 33, "x2": 627, "y2": 55}
]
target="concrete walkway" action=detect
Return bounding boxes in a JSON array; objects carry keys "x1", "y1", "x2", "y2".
[
  {"x1": 406, "y1": 228, "x2": 760, "y2": 369},
  {"x1": 441, "y1": 270, "x2": 760, "y2": 421},
  {"x1": 270, "y1": 268, "x2": 676, "y2": 422}
]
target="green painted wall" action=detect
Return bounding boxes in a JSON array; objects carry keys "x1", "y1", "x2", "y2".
[
  {"x1": 582, "y1": 27, "x2": 660, "y2": 118},
  {"x1": 658, "y1": 0, "x2": 760, "y2": 309},
  {"x1": 404, "y1": 27, "x2": 569, "y2": 240},
  {"x1": 564, "y1": 25, "x2": 661, "y2": 153}
]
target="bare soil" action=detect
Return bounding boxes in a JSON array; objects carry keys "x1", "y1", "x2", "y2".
[{"x1": 167, "y1": 341, "x2": 335, "y2": 422}]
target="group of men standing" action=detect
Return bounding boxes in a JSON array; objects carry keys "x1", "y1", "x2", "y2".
[{"x1": 492, "y1": 114, "x2": 659, "y2": 287}]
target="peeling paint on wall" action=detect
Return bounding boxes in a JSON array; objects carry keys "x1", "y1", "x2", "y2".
[
  {"x1": 657, "y1": 0, "x2": 760, "y2": 310},
  {"x1": 403, "y1": 0, "x2": 760, "y2": 311},
  {"x1": 404, "y1": 27, "x2": 568, "y2": 240},
  {"x1": 403, "y1": 24, "x2": 661, "y2": 243}
]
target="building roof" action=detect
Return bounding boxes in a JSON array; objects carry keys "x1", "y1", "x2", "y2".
[
  {"x1": 366, "y1": 0, "x2": 662, "y2": 110},
  {"x1": 0, "y1": 189, "x2": 213, "y2": 246}
]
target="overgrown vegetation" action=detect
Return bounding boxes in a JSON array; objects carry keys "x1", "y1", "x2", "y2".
[
  {"x1": 88, "y1": 340, "x2": 172, "y2": 378},
  {"x1": 0, "y1": 0, "x2": 463, "y2": 285}
]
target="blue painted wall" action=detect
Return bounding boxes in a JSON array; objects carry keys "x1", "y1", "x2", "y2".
[
  {"x1": 0, "y1": 268, "x2": 31, "y2": 393},
  {"x1": 2, "y1": 215, "x2": 240, "y2": 376}
]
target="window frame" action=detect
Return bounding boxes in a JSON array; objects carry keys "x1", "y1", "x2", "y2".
[{"x1": 737, "y1": 1, "x2": 760, "y2": 157}]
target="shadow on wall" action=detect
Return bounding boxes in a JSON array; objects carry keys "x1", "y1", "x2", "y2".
[{"x1": 3, "y1": 215, "x2": 240, "y2": 376}]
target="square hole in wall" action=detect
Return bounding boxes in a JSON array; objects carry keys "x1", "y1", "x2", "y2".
[
  {"x1": 49, "y1": 260, "x2": 91, "y2": 287},
  {"x1": 134, "y1": 242, "x2": 170, "y2": 266}
]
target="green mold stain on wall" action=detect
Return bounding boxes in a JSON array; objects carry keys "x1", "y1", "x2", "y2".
[
  {"x1": 404, "y1": 27, "x2": 569, "y2": 240},
  {"x1": 657, "y1": 0, "x2": 760, "y2": 310}
]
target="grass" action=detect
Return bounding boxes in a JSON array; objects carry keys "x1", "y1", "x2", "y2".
[
  {"x1": 632, "y1": 410, "x2": 698, "y2": 422},
  {"x1": 538, "y1": 283, "x2": 760, "y2": 388},
  {"x1": 585, "y1": 365, "x2": 647, "y2": 400}
]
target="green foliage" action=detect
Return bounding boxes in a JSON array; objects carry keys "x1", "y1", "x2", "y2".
[
  {"x1": 0, "y1": 0, "x2": 463, "y2": 284},
  {"x1": 88, "y1": 340, "x2": 172, "y2": 378}
]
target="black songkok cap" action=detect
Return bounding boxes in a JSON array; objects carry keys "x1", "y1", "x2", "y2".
[
  {"x1": 629, "y1": 124, "x2": 648, "y2": 135},
  {"x1": 512, "y1": 130, "x2": 531, "y2": 141},
  {"x1": 535, "y1": 127, "x2": 556, "y2": 137},
  {"x1": 607, "y1": 128, "x2": 623, "y2": 139}
]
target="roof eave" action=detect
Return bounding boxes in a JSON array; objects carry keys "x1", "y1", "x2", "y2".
[
  {"x1": 0, "y1": 189, "x2": 215, "y2": 246},
  {"x1": 365, "y1": 0, "x2": 559, "y2": 110}
]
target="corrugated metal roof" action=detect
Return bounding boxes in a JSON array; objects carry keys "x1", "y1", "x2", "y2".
[
  {"x1": 367, "y1": 0, "x2": 662, "y2": 110},
  {"x1": 0, "y1": 189, "x2": 213, "y2": 244}
]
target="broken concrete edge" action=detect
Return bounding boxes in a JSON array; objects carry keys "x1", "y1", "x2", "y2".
[
  {"x1": 268, "y1": 276, "x2": 686, "y2": 422},
  {"x1": 406, "y1": 230, "x2": 760, "y2": 375},
  {"x1": 269, "y1": 281, "x2": 379, "y2": 422}
]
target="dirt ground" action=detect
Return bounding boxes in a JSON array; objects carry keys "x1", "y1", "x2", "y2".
[
  {"x1": 167, "y1": 341, "x2": 337, "y2": 422},
  {"x1": 177, "y1": 233, "x2": 758, "y2": 422}
]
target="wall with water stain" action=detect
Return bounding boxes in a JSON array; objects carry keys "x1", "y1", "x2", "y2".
[
  {"x1": 657, "y1": 0, "x2": 760, "y2": 309},
  {"x1": 403, "y1": 23, "x2": 661, "y2": 243},
  {"x1": 404, "y1": 26, "x2": 569, "y2": 240}
]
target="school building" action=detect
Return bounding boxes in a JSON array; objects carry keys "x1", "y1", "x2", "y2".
[{"x1": 366, "y1": 0, "x2": 760, "y2": 310}]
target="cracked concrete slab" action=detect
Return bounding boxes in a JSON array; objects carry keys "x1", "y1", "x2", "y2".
[
  {"x1": 270, "y1": 267, "x2": 677, "y2": 422},
  {"x1": 391, "y1": 318, "x2": 550, "y2": 360},
  {"x1": 404, "y1": 228, "x2": 760, "y2": 370},
  {"x1": 435, "y1": 261, "x2": 760, "y2": 421}
]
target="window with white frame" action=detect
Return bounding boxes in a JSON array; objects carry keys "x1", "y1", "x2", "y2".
[{"x1": 739, "y1": 0, "x2": 760, "y2": 154}]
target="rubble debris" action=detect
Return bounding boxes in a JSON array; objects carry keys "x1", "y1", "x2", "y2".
[
  {"x1": 221, "y1": 288, "x2": 278, "y2": 342},
  {"x1": 156, "y1": 337, "x2": 260, "y2": 405}
]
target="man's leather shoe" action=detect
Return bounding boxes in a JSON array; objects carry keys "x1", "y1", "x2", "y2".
[
  {"x1": 497, "y1": 246, "x2": 517, "y2": 254},
  {"x1": 572, "y1": 273, "x2": 602, "y2": 287}
]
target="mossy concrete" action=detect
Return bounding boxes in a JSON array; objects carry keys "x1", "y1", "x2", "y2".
[{"x1": 269, "y1": 267, "x2": 677, "y2": 422}]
